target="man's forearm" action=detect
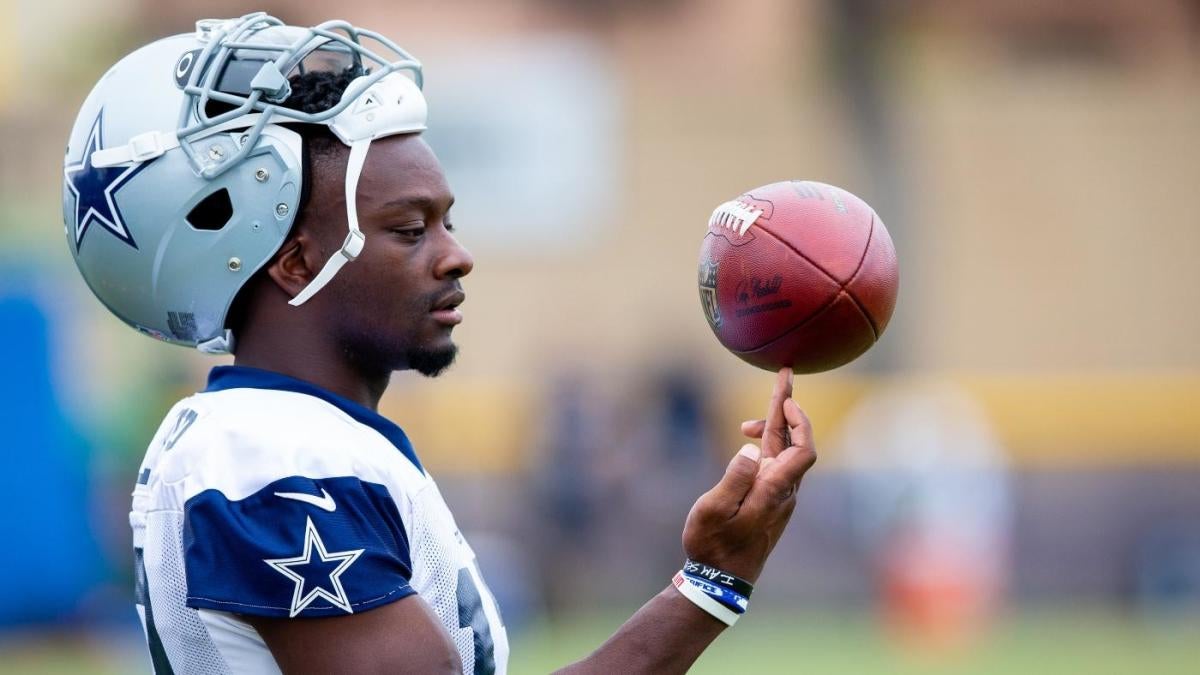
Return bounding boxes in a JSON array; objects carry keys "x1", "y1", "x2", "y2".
[{"x1": 554, "y1": 585, "x2": 727, "y2": 675}]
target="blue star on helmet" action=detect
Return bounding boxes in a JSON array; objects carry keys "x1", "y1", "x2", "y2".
[
  {"x1": 64, "y1": 111, "x2": 154, "y2": 251},
  {"x1": 264, "y1": 517, "x2": 364, "y2": 617}
]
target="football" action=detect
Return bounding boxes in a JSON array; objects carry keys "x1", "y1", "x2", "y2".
[{"x1": 698, "y1": 180, "x2": 899, "y2": 373}]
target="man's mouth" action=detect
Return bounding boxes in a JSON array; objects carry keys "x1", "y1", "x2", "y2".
[{"x1": 430, "y1": 289, "x2": 465, "y2": 325}]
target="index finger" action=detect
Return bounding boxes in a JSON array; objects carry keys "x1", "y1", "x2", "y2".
[{"x1": 761, "y1": 367, "x2": 794, "y2": 458}]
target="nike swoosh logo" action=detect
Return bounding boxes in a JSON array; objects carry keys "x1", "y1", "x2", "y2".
[{"x1": 274, "y1": 488, "x2": 336, "y2": 512}]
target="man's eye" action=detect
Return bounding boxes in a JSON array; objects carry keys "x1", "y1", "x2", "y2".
[{"x1": 393, "y1": 225, "x2": 425, "y2": 239}]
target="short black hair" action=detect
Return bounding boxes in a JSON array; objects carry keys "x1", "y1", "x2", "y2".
[
  {"x1": 284, "y1": 67, "x2": 361, "y2": 115},
  {"x1": 282, "y1": 68, "x2": 361, "y2": 207},
  {"x1": 282, "y1": 67, "x2": 359, "y2": 153}
]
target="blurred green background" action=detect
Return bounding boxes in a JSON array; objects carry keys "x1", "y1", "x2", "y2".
[
  {"x1": 3, "y1": 609, "x2": 1198, "y2": 674},
  {"x1": 1, "y1": 0, "x2": 1198, "y2": 672}
]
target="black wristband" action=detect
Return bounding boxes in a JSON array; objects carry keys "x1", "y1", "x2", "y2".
[{"x1": 683, "y1": 559, "x2": 754, "y2": 599}]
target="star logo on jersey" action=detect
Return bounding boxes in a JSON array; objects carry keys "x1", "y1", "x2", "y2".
[
  {"x1": 64, "y1": 111, "x2": 153, "y2": 251},
  {"x1": 264, "y1": 516, "x2": 364, "y2": 617}
]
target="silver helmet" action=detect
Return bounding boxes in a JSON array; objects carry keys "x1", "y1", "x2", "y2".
[{"x1": 62, "y1": 13, "x2": 428, "y2": 353}]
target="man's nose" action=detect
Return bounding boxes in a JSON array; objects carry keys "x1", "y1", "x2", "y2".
[{"x1": 435, "y1": 235, "x2": 474, "y2": 279}]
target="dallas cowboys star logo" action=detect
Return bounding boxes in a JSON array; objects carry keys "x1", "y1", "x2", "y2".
[
  {"x1": 265, "y1": 516, "x2": 364, "y2": 618},
  {"x1": 64, "y1": 111, "x2": 153, "y2": 251}
]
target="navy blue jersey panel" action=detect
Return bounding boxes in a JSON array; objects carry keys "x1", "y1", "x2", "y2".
[{"x1": 183, "y1": 475, "x2": 415, "y2": 617}]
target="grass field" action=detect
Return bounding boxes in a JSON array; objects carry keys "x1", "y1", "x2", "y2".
[
  {"x1": 510, "y1": 608, "x2": 1197, "y2": 675},
  {"x1": 1, "y1": 608, "x2": 1195, "y2": 674}
]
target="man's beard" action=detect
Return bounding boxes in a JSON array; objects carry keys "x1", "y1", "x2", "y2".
[{"x1": 408, "y1": 342, "x2": 458, "y2": 377}]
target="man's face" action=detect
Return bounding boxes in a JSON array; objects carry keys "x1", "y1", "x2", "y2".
[{"x1": 304, "y1": 134, "x2": 473, "y2": 376}]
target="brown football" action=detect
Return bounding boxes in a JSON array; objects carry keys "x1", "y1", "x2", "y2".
[{"x1": 698, "y1": 180, "x2": 899, "y2": 373}]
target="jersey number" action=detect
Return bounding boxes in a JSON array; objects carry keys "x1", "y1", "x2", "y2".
[
  {"x1": 456, "y1": 566, "x2": 495, "y2": 675},
  {"x1": 162, "y1": 408, "x2": 198, "y2": 450}
]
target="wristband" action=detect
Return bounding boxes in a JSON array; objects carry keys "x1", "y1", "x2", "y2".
[
  {"x1": 683, "y1": 559, "x2": 754, "y2": 599},
  {"x1": 681, "y1": 573, "x2": 749, "y2": 614},
  {"x1": 672, "y1": 571, "x2": 740, "y2": 626}
]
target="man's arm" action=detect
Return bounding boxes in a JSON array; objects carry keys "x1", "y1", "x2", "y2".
[
  {"x1": 245, "y1": 594, "x2": 463, "y2": 675},
  {"x1": 557, "y1": 367, "x2": 816, "y2": 674},
  {"x1": 244, "y1": 368, "x2": 813, "y2": 675},
  {"x1": 555, "y1": 585, "x2": 726, "y2": 674}
]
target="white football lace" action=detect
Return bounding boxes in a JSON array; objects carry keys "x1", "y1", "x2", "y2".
[{"x1": 709, "y1": 200, "x2": 763, "y2": 236}]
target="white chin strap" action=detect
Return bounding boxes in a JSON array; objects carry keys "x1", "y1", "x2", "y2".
[
  {"x1": 288, "y1": 138, "x2": 370, "y2": 306},
  {"x1": 287, "y1": 71, "x2": 428, "y2": 306}
]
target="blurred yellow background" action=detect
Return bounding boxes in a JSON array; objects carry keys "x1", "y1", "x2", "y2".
[{"x1": 1, "y1": 0, "x2": 1198, "y2": 672}]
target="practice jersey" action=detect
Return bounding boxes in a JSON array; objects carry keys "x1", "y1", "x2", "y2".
[{"x1": 130, "y1": 366, "x2": 508, "y2": 674}]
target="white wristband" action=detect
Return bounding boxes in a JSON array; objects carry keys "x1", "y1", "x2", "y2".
[{"x1": 672, "y1": 571, "x2": 739, "y2": 626}]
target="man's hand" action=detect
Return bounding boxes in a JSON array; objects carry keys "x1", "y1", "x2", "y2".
[
  {"x1": 556, "y1": 367, "x2": 818, "y2": 674},
  {"x1": 681, "y1": 367, "x2": 817, "y2": 583}
]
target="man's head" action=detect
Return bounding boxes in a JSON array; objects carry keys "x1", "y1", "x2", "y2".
[
  {"x1": 63, "y1": 14, "x2": 452, "y2": 367},
  {"x1": 231, "y1": 70, "x2": 474, "y2": 377}
]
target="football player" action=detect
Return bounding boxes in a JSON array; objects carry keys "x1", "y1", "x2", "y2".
[{"x1": 63, "y1": 13, "x2": 817, "y2": 674}]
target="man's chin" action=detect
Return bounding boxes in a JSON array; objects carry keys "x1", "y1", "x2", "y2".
[{"x1": 408, "y1": 343, "x2": 458, "y2": 377}]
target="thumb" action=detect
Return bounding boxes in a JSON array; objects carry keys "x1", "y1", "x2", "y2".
[{"x1": 709, "y1": 444, "x2": 760, "y2": 505}]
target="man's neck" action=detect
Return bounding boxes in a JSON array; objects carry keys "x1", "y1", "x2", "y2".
[
  {"x1": 233, "y1": 332, "x2": 390, "y2": 412},
  {"x1": 229, "y1": 280, "x2": 395, "y2": 410}
]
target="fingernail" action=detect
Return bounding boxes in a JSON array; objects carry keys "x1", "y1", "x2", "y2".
[{"x1": 738, "y1": 444, "x2": 761, "y2": 461}]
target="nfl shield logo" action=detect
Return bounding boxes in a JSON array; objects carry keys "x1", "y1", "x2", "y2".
[{"x1": 698, "y1": 259, "x2": 721, "y2": 328}]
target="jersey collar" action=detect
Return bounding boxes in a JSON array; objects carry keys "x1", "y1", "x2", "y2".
[{"x1": 204, "y1": 365, "x2": 424, "y2": 474}]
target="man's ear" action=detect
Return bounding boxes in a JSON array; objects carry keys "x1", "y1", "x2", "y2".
[{"x1": 266, "y1": 233, "x2": 319, "y2": 300}]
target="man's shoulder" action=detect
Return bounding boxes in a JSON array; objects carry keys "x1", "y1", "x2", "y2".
[
  {"x1": 190, "y1": 385, "x2": 363, "y2": 431},
  {"x1": 162, "y1": 387, "x2": 376, "y2": 462},
  {"x1": 147, "y1": 387, "x2": 411, "y2": 505}
]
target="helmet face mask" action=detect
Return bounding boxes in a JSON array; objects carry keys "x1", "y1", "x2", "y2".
[{"x1": 63, "y1": 12, "x2": 429, "y2": 354}]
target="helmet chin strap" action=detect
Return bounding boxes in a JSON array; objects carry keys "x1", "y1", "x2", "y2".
[
  {"x1": 285, "y1": 70, "x2": 427, "y2": 307},
  {"x1": 288, "y1": 137, "x2": 371, "y2": 306}
]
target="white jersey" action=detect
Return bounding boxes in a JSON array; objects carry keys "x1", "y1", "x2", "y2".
[{"x1": 130, "y1": 366, "x2": 508, "y2": 674}]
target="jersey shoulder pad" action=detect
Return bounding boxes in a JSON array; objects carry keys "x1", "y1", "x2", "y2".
[
  {"x1": 153, "y1": 387, "x2": 404, "y2": 501},
  {"x1": 154, "y1": 389, "x2": 418, "y2": 618}
]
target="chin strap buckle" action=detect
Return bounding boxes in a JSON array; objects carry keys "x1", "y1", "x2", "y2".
[
  {"x1": 341, "y1": 229, "x2": 365, "y2": 261},
  {"x1": 91, "y1": 131, "x2": 178, "y2": 167},
  {"x1": 287, "y1": 228, "x2": 366, "y2": 307}
]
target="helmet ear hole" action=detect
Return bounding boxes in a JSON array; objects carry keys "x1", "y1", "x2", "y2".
[{"x1": 187, "y1": 189, "x2": 234, "y2": 231}]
